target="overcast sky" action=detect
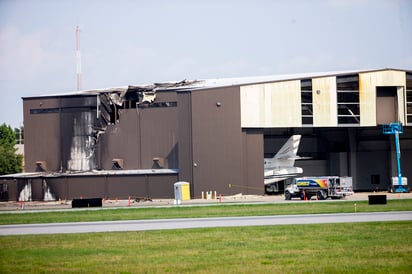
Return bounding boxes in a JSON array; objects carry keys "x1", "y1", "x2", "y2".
[{"x1": 1, "y1": 0, "x2": 411, "y2": 128}]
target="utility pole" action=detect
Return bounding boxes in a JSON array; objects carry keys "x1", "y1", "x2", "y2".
[{"x1": 76, "y1": 26, "x2": 82, "y2": 91}]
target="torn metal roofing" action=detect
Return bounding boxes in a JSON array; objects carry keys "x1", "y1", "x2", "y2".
[
  {"x1": 22, "y1": 68, "x2": 411, "y2": 99},
  {"x1": 22, "y1": 80, "x2": 200, "y2": 99}
]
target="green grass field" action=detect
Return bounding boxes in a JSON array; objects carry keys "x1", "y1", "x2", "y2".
[
  {"x1": 1, "y1": 199, "x2": 411, "y2": 225},
  {"x1": 1, "y1": 221, "x2": 411, "y2": 273},
  {"x1": 1, "y1": 199, "x2": 411, "y2": 273}
]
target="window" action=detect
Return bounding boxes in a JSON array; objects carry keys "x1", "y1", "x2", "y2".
[
  {"x1": 301, "y1": 79, "x2": 313, "y2": 125},
  {"x1": 406, "y1": 72, "x2": 412, "y2": 124},
  {"x1": 337, "y1": 75, "x2": 360, "y2": 125},
  {"x1": 137, "y1": 102, "x2": 177, "y2": 109},
  {"x1": 30, "y1": 108, "x2": 60, "y2": 114}
]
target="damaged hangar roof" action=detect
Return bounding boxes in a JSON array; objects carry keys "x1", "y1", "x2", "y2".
[
  {"x1": 22, "y1": 80, "x2": 200, "y2": 99},
  {"x1": 22, "y1": 68, "x2": 410, "y2": 99}
]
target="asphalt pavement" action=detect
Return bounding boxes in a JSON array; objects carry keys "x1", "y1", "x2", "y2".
[{"x1": 1, "y1": 211, "x2": 411, "y2": 236}]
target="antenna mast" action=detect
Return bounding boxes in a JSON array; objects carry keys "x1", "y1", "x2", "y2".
[{"x1": 76, "y1": 26, "x2": 82, "y2": 91}]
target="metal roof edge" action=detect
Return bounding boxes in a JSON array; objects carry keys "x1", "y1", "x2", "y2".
[
  {"x1": 21, "y1": 68, "x2": 412, "y2": 99},
  {"x1": 0, "y1": 169, "x2": 179, "y2": 179},
  {"x1": 22, "y1": 86, "x2": 129, "y2": 100},
  {"x1": 176, "y1": 68, "x2": 412, "y2": 92}
]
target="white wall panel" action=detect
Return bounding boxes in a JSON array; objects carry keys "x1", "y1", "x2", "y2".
[
  {"x1": 240, "y1": 84, "x2": 265, "y2": 127},
  {"x1": 241, "y1": 70, "x2": 407, "y2": 128},
  {"x1": 359, "y1": 70, "x2": 406, "y2": 126},
  {"x1": 241, "y1": 80, "x2": 301, "y2": 128},
  {"x1": 312, "y1": 76, "x2": 337, "y2": 127}
]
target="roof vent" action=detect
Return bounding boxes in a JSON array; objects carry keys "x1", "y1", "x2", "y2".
[
  {"x1": 152, "y1": 157, "x2": 166, "y2": 169},
  {"x1": 112, "y1": 158, "x2": 124, "y2": 170},
  {"x1": 35, "y1": 161, "x2": 48, "y2": 172}
]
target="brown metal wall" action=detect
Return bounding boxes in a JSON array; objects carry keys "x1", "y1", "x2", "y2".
[
  {"x1": 45, "y1": 177, "x2": 68, "y2": 200},
  {"x1": 98, "y1": 91, "x2": 178, "y2": 169},
  {"x1": 24, "y1": 92, "x2": 178, "y2": 171},
  {"x1": 60, "y1": 96, "x2": 98, "y2": 171},
  {"x1": 147, "y1": 174, "x2": 179, "y2": 198},
  {"x1": 139, "y1": 107, "x2": 178, "y2": 168},
  {"x1": 242, "y1": 129, "x2": 264, "y2": 193},
  {"x1": 18, "y1": 173, "x2": 179, "y2": 201},
  {"x1": 23, "y1": 98, "x2": 62, "y2": 172},
  {"x1": 20, "y1": 91, "x2": 179, "y2": 201},
  {"x1": 106, "y1": 175, "x2": 147, "y2": 199},
  {"x1": 64, "y1": 176, "x2": 105, "y2": 199},
  {"x1": 178, "y1": 87, "x2": 264, "y2": 197},
  {"x1": 177, "y1": 92, "x2": 193, "y2": 186},
  {"x1": 23, "y1": 96, "x2": 98, "y2": 172},
  {"x1": 0, "y1": 179, "x2": 18, "y2": 201},
  {"x1": 98, "y1": 110, "x2": 141, "y2": 169}
]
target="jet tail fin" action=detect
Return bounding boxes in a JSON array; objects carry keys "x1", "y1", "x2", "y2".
[{"x1": 273, "y1": 135, "x2": 302, "y2": 166}]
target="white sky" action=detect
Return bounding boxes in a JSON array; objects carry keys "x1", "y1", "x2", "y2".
[{"x1": 1, "y1": 0, "x2": 411, "y2": 128}]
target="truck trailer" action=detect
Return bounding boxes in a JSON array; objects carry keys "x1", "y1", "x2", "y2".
[{"x1": 284, "y1": 176, "x2": 353, "y2": 200}]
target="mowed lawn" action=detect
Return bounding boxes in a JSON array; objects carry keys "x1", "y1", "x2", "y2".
[
  {"x1": 1, "y1": 199, "x2": 412, "y2": 273},
  {"x1": 1, "y1": 221, "x2": 411, "y2": 273}
]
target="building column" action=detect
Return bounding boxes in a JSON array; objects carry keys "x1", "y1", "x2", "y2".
[{"x1": 348, "y1": 128, "x2": 358, "y2": 189}]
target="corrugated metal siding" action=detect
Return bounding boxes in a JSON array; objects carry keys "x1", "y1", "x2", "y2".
[
  {"x1": 0, "y1": 179, "x2": 18, "y2": 201},
  {"x1": 23, "y1": 98, "x2": 62, "y2": 172},
  {"x1": 191, "y1": 87, "x2": 243, "y2": 196},
  {"x1": 97, "y1": 91, "x2": 179, "y2": 170},
  {"x1": 98, "y1": 110, "x2": 141, "y2": 169},
  {"x1": 240, "y1": 80, "x2": 301, "y2": 128},
  {"x1": 397, "y1": 86, "x2": 406, "y2": 124},
  {"x1": 186, "y1": 86, "x2": 264, "y2": 196},
  {"x1": 140, "y1": 107, "x2": 178, "y2": 168},
  {"x1": 359, "y1": 70, "x2": 406, "y2": 126},
  {"x1": 24, "y1": 96, "x2": 100, "y2": 173},
  {"x1": 312, "y1": 76, "x2": 337, "y2": 127},
  {"x1": 242, "y1": 129, "x2": 264, "y2": 192},
  {"x1": 177, "y1": 92, "x2": 193, "y2": 188},
  {"x1": 44, "y1": 174, "x2": 178, "y2": 200}
]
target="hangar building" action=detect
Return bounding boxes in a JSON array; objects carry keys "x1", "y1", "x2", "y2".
[{"x1": 1, "y1": 68, "x2": 411, "y2": 201}]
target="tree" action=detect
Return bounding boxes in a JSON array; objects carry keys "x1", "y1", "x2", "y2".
[{"x1": 0, "y1": 123, "x2": 23, "y2": 175}]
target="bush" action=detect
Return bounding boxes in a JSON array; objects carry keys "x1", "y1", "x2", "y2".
[{"x1": 0, "y1": 123, "x2": 23, "y2": 175}]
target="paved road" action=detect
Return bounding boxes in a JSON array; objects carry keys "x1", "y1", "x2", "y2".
[{"x1": 1, "y1": 211, "x2": 411, "y2": 236}]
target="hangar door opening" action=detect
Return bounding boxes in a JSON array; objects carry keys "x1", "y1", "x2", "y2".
[{"x1": 376, "y1": 86, "x2": 399, "y2": 125}]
